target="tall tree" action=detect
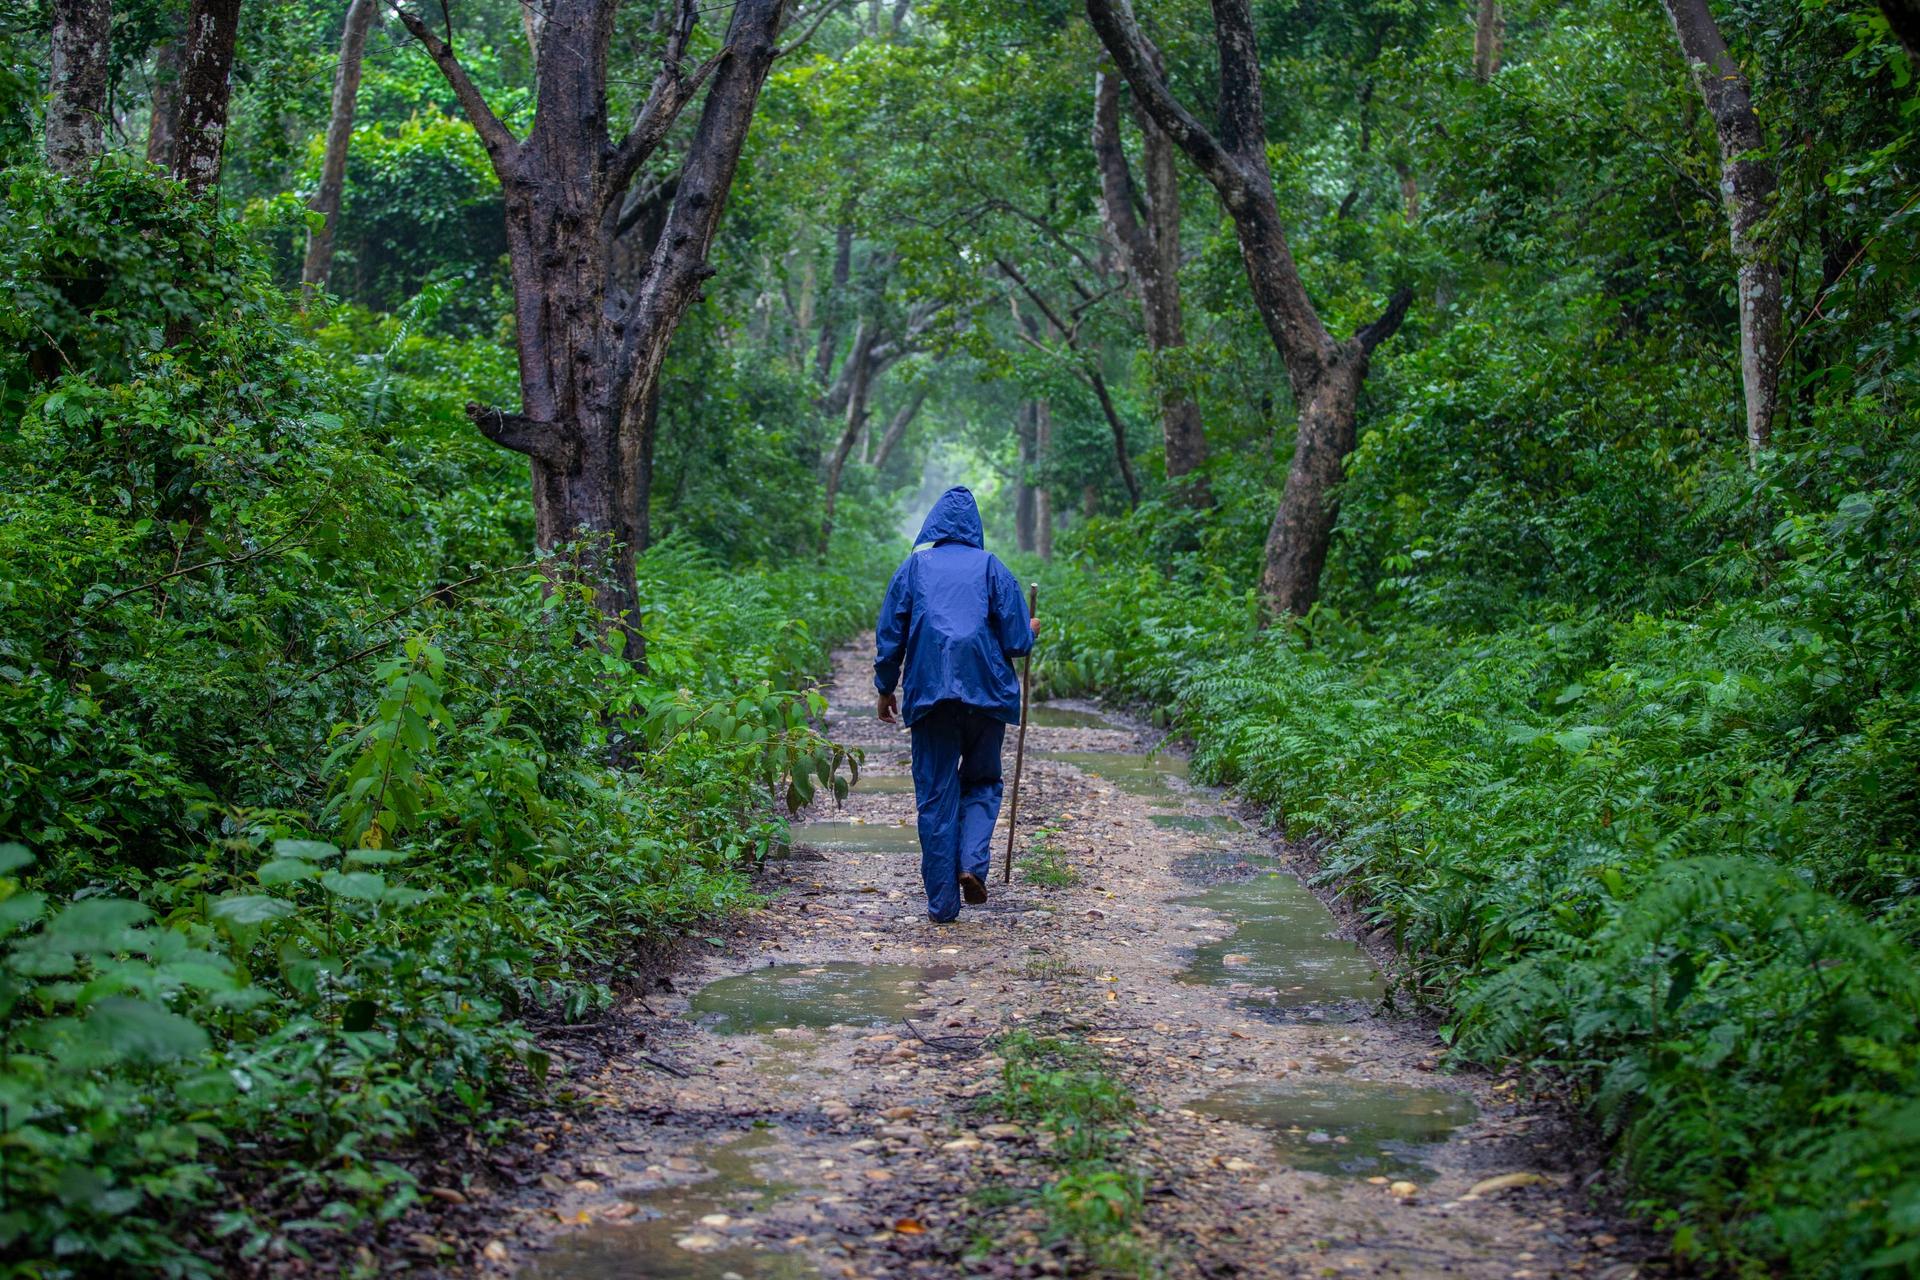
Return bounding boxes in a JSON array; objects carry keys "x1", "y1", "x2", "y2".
[
  {"x1": 171, "y1": 0, "x2": 244, "y2": 195},
  {"x1": 1085, "y1": 0, "x2": 1411, "y2": 615},
  {"x1": 817, "y1": 293, "x2": 941, "y2": 555},
  {"x1": 1092, "y1": 59, "x2": 1208, "y2": 501},
  {"x1": 301, "y1": 0, "x2": 379, "y2": 299},
  {"x1": 45, "y1": 0, "x2": 110, "y2": 175},
  {"x1": 145, "y1": 35, "x2": 185, "y2": 166},
  {"x1": 1473, "y1": 0, "x2": 1502, "y2": 80},
  {"x1": 1661, "y1": 0, "x2": 1781, "y2": 460},
  {"x1": 397, "y1": 0, "x2": 790, "y2": 653}
]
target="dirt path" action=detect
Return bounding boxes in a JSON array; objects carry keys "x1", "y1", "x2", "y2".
[{"x1": 469, "y1": 639, "x2": 1652, "y2": 1280}]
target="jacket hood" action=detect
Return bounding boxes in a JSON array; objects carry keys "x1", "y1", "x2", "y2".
[{"x1": 915, "y1": 486, "x2": 984, "y2": 549}]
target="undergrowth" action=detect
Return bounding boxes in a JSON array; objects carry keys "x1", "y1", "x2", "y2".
[
  {"x1": 0, "y1": 166, "x2": 879, "y2": 1275},
  {"x1": 976, "y1": 1030, "x2": 1157, "y2": 1278},
  {"x1": 1027, "y1": 394, "x2": 1920, "y2": 1275}
]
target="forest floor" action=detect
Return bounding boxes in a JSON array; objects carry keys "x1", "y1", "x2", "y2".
[{"x1": 426, "y1": 638, "x2": 1663, "y2": 1280}]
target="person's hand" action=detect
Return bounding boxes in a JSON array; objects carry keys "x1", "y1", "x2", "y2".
[
  {"x1": 877, "y1": 691, "x2": 900, "y2": 724},
  {"x1": 1030, "y1": 616, "x2": 1042, "y2": 638}
]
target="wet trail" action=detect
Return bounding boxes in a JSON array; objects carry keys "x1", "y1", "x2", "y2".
[{"x1": 481, "y1": 638, "x2": 1648, "y2": 1280}]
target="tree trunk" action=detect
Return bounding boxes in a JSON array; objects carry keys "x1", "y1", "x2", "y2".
[
  {"x1": 46, "y1": 0, "x2": 111, "y2": 175},
  {"x1": 1015, "y1": 400, "x2": 1038, "y2": 552},
  {"x1": 172, "y1": 0, "x2": 244, "y2": 196},
  {"x1": 1394, "y1": 159, "x2": 1419, "y2": 219},
  {"x1": 1034, "y1": 397, "x2": 1053, "y2": 560},
  {"x1": 1472, "y1": 0, "x2": 1502, "y2": 80},
  {"x1": 1661, "y1": 0, "x2": 1781, "y2": 460},
  {"x1": 814, "y1": 216, "x2": 854, "y2": 384},
  {"x1": 1086, "y1": 0, "x2": 1411, "y2": 615},
  {"x1": 403, "y1": 0, "x2": 788, "y2": 656},
  {"x1": 1092, "y1": 61, "x2": 1208, "y2": 500},
  {"x1": 870, "y1": 384, "x2": 927, "y2": 472},
  {"x1": 819, "y1": 319, "x2": 879, "y2": 556},
  {"x1": 1881, "y1": 0, "x2": 1920, "y2": 60},
  {"x1": 301, "y1": 0, "x2": 379, "y2": 300},
  {"x1": 146, "y1": 36, "x2": 185, "y2": 166}
]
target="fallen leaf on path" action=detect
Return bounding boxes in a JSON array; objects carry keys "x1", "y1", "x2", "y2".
[
  {"x1": 1389, "y1": 1181, "x2": 1419, "y2": 1197},
  {"x1": 893, "y1": 1218, "x2": 927, "y2": 1234}
]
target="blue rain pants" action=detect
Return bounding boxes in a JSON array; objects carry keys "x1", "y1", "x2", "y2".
[{"x1": 910, "y1": 701, "x2": 1006, "y2": 922}]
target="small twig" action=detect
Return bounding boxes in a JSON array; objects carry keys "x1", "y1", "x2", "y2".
[
  {"x1": 776, "y1": 0, "x2": 848, "y2": 56},
  {"x1": 639, "y1": 1054, "x2": 690, "y2": 1078},
  {"x1": 900, "y1": 1016, "x2": 990, "y2": 1053}
]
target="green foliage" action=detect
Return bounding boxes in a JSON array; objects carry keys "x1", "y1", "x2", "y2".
[
  {"x1": 1033, "y1": 387, "x2": 1920, "y2": 1272},
  {"x1": 984, "y1": 1031, "x2": 1154, "y2": 1277},
  {"x1": 0, "y1": 167, "x2": 870, "y2": 1275},
  {"x1": 1019, "y1": 827, "x2": 1079, "y2": 889}
]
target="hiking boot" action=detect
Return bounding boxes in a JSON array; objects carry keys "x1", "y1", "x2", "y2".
[{"x1": 958, "y1": 871, "x2": 988, "y2": 905}]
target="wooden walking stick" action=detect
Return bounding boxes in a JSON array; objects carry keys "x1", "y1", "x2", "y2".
[{"x1": 1003, "y1": 583, "x2": 1039, "y2": 884}]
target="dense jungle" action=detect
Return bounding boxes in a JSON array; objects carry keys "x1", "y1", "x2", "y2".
[{"x1": 2, "y1": 0, "x2": 1917, "y2": 1276}]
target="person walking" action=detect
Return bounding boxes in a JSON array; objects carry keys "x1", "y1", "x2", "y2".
[{"x1": 874, "y1": 487, "x2": 1039, "y2": 923}]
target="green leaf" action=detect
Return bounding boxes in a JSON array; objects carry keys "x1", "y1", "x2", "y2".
[
  {"x1": 85, "y1": 997, "x2": 209, "y2": 1062},
  {"x1": 44, "y1": 899, "x2": 152, "y2": 949},
  {"x1": 272, "y1": 839, "x2": 342, "y2": 861},
  {"x1": 0, "y1": 843, "x2": 33, "y2": 875},
  {"x1": 211, "y1": 894, "x2": 295, "y2": 927},
  {"x1": 257, "y1": 858, "x2": 320, "y2": 885},
  {"x1": 342, "y1": 998, "x2": 378, "y2": 1032},
  {"x1": 321, "y1": 871, "x2": 388, "y2": 902}
]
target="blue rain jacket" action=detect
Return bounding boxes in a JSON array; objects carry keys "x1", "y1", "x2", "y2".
[{"x1": 874, "y1": 487, "x2": 1034, "y2": 726}]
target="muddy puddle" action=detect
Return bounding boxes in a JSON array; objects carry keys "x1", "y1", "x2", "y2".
[
  {"x1": 786, "y1": 820, "x2": 921, "y2": 854},
  {"x1": 518, "y1": 1131, "x2": 812, "y2": 1280},
  {"x1": 1039, "y1": 749, "x2": 1191, "y2": 805},
  {"x1": 689, "y1": 961, "x2": 957, "y2": 1034},
  {"x1": 1192, "y1": 1079, "x2": 1477, "y2": 1180},
  {"x1": 1149, "y1": 813, "x2": 1244, "y2": 835},
  {"x1": 846, "y1": 772, "x2": 915, "y2": 794},
  {"x1": 1178, "y1": 870, "x2": 1383, "y2": 1018}
]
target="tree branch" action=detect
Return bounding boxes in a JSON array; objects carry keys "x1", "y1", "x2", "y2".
[
  {"x1": 1353, "y1": 286, "x2": 1413, "y2": 355},
  {"x1": 606, "y1": 0, "x2": 729, "y2": 206},
  {"x1": 777, "y1": 0, "x2": 849, "y2": 56},
  {"x1": 467, "y1": 403, "x2": 581, "y2": 468},
  {"x1": 1083, "y1": 0, "x2": 1242, "y2": 193},
  {"x1": 393, "y1": 7, "x2": 517, "y2": 170}
]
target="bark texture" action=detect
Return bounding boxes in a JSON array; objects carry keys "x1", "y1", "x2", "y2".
[
  {"x1": 46, "y1": 0, "x2": 111, "y2": 175},
  {"x1": 1662, "y1": 0, "x2": 1781, "y2": 459},
  {"x1": 1473, "y1": 0, "x2": 1502, "y2": 80},
  {"x1": 172, "y1": 0, "x2": 244, "y2": 195},
  {"x1": 301, "y1": 0, "x2": 379, "y2": 298},
  {"x1": 1086, "y1": 0, "x2": 1411, "y2": 615},
  {"x1": 401, "y1": 0, "x2": 788, "y2": 654},
  {"x1": 146, "y1": 37, "x2": 185, "y2": 166},
  {"x1": 1092, "y1": 59, "x2": 1208, "y2": 499}
]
